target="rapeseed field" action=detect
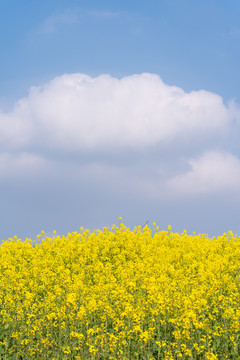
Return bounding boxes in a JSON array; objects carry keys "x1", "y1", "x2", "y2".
[{"x1": 0, "y1": 220, "x2": 240, "y2": 359}]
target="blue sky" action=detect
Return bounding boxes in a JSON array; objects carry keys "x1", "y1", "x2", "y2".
[{"x1": 1, "y1": 0, "x2": 240, "y2": 239}]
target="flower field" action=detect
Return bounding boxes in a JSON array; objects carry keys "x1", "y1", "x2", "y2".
[{"x1": 0, "y1": 221, "x2": 240, "y2": 359}]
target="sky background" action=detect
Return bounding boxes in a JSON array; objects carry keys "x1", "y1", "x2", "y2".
[{"x1": 1, "y1": 0, "x2": 240, "y2": 240}]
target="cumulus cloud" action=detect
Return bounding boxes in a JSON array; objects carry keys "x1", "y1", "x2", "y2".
[
  {"x1": 168, "y1": 151, "x2": 240, "y2": 195},
  {"x1": 0, "y1": 101, "x2": 32, "y2": 147},
  {"x1": 1, "y1": 72, "x2": 240, "y2": 199},
  {"x1": 0, "y1": 73, "x2": 237, "y2": 151}
]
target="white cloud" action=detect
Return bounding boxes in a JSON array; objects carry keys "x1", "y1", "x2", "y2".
[
  {"x1": 1, "y1": 73, "x2": 237, "y2": 151},
  {"x1": 168, "y1": 151, "x2": 240, "y2": 195},
  {"x1": 1, "y1": 73, "x2": 240, "y2": 201},
  {"x1": 0, "y1": 101, "x2": 32, "y2": 147}
]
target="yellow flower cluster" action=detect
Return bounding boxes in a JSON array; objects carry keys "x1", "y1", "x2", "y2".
[{"x1": 0, "y1": 222, "x2": 240, "y2": 359}]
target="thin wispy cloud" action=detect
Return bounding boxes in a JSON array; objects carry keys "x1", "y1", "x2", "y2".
[
  {"x1": 40, "y1": 10, "x2": 79, "y2": 34},
  {"x1": 226, "y1": 27, "x2": 240, "y2": 37},
  {"x1": 39, "y1": 8, "x2": 123, "y2": 35},
  {"x1": 86, "y1": 10, "x2": 122, "y2": 19}
]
